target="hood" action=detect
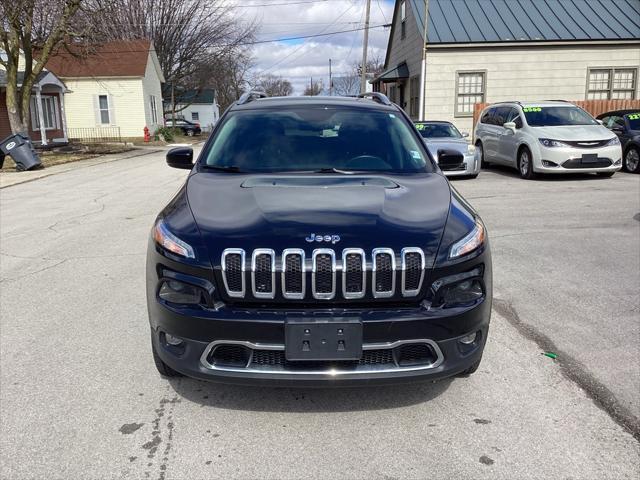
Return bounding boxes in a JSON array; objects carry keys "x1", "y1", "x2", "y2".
[
  {"x1": 423, "y1": 138, "x2": 469, "y2": 160},
  {"x1": 186, "y1": 172, "x2": 452, "y2": 267},
  {"x1": 531, "y1": 124, "x2": 616, "y2": 141}
]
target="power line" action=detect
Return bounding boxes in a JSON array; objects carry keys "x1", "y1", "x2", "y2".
[
  {"x1": 248, "y1": 23, "x2": 389, "y2": 46},
  {"x1": 230, "y1": 0, "x2": 355, "y2": 7}
]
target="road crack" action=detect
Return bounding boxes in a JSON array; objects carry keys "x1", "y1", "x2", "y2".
[{"x1": 494, "y1": 298, "x2": 640, "y2": 442}]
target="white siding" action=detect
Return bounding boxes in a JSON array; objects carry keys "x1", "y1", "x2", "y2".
[
  {"x1": 174, "y1": 103, "x2": 219, "y2": 131},
  {"x1": 424, "y1": 44, "x2": 640, "y2": 134},
  {"x1": 61, "y1": 77, "x2": 146, "y2": 138},
  {"x1": 141, "y1": 51, "x2": 164, "y2": 132}
]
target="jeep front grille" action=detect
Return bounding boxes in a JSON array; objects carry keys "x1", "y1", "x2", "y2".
[{"x1": 220, "y1": 248, "x2": 425, "y2": 301}]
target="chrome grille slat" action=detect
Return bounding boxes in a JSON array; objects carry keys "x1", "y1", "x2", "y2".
[
  {"x1": 372, "y1": 248, "x2": 396, "y2": 298},
  {"x1": 342, "y1": 248, "x2": 366, "y2": 299},
  {"x1": 221, "y1": 249, "x2": 246, "y2": 298},
  {"x1": 220, "y1": 247, "x2": 424, "y2": 301},
  {"x1": 251, "y1": 249, "x2": 275, "y2": 299},
  {"x1": 282, "y1": 249, "x2": 305, "y2": 299},
  {"x1": 401, "y1": 247, "x2": 426, "y2": 297},
  {"x1": 312, "y1": 249, "x2": 336, "y2": 300}
]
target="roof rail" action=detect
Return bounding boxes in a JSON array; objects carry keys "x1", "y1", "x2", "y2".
[
  {"x1": 357, "y1": 92, "x2": 392, "y2": 106},
  {"x1": 237, "y1": 89, "x2": 268, "y2": 105},
  {"x1": 542, "y1": 99, "x2": 570, "y2": 102}
]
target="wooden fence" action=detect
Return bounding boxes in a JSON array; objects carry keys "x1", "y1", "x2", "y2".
[{"x1": 472, "y1": 99, "x2": 640, "y2": 132}]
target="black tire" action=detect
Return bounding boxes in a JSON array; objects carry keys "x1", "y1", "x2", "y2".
[
  {"x1": 152, "y1": 338, "x2": 183, "y2": 377},
  {"x1": 517, "y1": 147, "x2": 536, "y2": 180},
  {"x1": 623, "y1": 146, "x2": 640, "y2": 173},
  {"x1": 458, "y1": 357, "x2": 482, "y2": 376},
  {"x1": 478, "y1": 142, "x2": 489, "y2": 168},
  {"x1": 597, "y1": 172, "x2": 615, "y2": 178}
]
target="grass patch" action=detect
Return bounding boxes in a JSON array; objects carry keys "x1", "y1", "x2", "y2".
[{"x1": 0, "y1": 143, "x2": 134, "y2": 172}]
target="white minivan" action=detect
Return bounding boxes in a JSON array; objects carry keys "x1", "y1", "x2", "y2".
[{"x1": 474, "y1": 101, "x2": 622, "y2": 179}]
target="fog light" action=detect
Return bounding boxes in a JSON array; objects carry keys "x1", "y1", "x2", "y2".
[
  {"x1": 613, "y1": 159, "x2": 622, "y2": 166},
  {"x1": 542, "y1": 160, "x2": 558, "y2": 168},
  {"x1": 459, "y1": 332, "x2": 477, "y2": 345},
  {"x1": 165, "y1": 333, "x2": 184, "y2": 346},
  {"x1": 159, "y1": 280, "x2": 202, "y2": 304}
]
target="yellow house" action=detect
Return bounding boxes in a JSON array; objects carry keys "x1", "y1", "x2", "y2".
[{"x1": 45, "y1": 40, "x2": 165, "y2": 140}]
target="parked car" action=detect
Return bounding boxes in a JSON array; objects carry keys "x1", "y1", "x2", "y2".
[
  {"x1": 596, "y1": 109, "x2": 640, "y2": 174},
  {"x1": 147, "y1": 92, "x2": 492, "y2": 386},
  {"x1": 415, "y1": 121, "x2": 479, "y2": 178},
  {"x1": 166, "y1": 118, "x2": 202, "y2": 136},
  {"x1": 474, "y1": 101, "x2": 622, "y2": 179}
]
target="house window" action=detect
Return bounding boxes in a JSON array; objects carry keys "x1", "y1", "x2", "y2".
[
  {"x1": 191, "y1": 112, "x2": 199, "y2": 121},
  {"x1": 99, "y1": 95, "x2": 110, "y2": 124},
  {"x1": 409, "y1": 76, "x2": 420, "y2": 118},
  {"x1": 587, "y1": 68, "x2": 638, "y2": 99},
  {"x1": 400, "y1": 1, "x2": 406, "y2": 39},
  {"x1": 455, "y1": 71, "x2": 485, "y2": 117},
  {"x1": 388, "y1": 85, "x2": 397, "y2": 104},
  {"x1": 30, "y1": 95, "x2": 59, "y2": 130},
  {"x1": 150, "y1": 95, "x2": 158, "y2": 124}
]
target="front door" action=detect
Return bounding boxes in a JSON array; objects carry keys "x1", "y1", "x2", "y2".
[{"x1": 399, "y1": 84, "x2": 405, "y2": 112}]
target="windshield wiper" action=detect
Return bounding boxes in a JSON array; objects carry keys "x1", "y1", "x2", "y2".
[
  {"x1": 313, "y1": 167, "x2": 355, "y2": 174},
  {"x1": 201, "y1": 164, "x2": 245, "y2": 173}
]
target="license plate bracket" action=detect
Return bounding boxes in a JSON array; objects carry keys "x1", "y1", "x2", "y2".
[
  {"x1": 581, "y1": 153, "x2": 598, "y2": 164},
  {"x1": 285, "y1": 318, "x2": 363, "y2": 361}
]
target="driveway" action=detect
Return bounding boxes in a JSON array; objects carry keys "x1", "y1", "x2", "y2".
[{"x1": 1, "y1": 151, "x2": 638, "y2": 479}]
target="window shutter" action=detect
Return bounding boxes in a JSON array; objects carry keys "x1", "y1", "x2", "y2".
[
  {"x1": 108, "y1": 95, "x2": 116, "y2": 126},
  {"x1": 93, "y1": 95, "x2": 101, "y2": 126},
  {"x1": 30, "y1": 97, "x2": 39, "y2": 131}
]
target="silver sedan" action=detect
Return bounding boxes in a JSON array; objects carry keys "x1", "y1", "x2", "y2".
[{"x1": 416, "y1": 121, "x2": 480, "y2": 178}]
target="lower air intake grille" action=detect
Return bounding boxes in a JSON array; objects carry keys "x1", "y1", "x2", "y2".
[{"x1": 251, "y1": 349, "x2": 395, "y2": 368}]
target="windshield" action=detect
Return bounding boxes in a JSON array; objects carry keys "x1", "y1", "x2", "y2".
[
  {"x1": 625, "y1": 112, "x2": 640, "y2": 130},
  {"x1": 523, "y1": 106, "x2": 598, "y2": 127},
  {"x1": 203, "y1": 107, "x2": 431, "y2": 173},
  {"x1": 416, "y1": 123, "x2": 462, "y2": 139}
]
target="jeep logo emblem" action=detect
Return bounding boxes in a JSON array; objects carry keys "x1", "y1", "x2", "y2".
[{"x1": 305, "y1": 233, "x2": 341, "y2": 244}]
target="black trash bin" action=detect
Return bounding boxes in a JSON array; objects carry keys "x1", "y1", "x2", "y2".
[{"x1": 0, "y1": 134, "x2": 42, "y2": 171}]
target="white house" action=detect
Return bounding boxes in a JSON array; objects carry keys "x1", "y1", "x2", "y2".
[
  {"x1": 374, "y1": 0, "x2": 640, "y2": 133},
  {"x1": 167, "y1": 89, "x2": 219, "y2": 131},
  {"x1": 45, "y1": 40, "x2": 165, "y2": 140}
]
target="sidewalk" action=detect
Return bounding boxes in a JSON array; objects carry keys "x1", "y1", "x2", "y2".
[{"x1": 0, "y1": 147, "x2": 163, "y2": 189}]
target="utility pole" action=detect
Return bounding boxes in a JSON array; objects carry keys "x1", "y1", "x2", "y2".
[
  {"x1": 360, "y1": 0, "x2": 371, "y2": 94},
  {"x1": 329, "y1": 59, "x2": 333, "y2": 96},
  {"x1": 419, "y1": 0, "x2": 430, "y2": 119}
]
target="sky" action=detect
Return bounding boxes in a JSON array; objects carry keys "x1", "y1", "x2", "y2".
[{"x1": 233, "y1": 0, "x2": 395, "y2": 94}]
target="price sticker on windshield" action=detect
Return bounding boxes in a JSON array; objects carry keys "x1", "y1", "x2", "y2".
[
  {"x1": 628, "y1": 113, "x2": 640, "y2": 120},
  {"x1": 415, "y1": 123, "x2": 425, "y2": 130},
  {"x1": 523, "y1": 107, "x2": 542, "y2": 113}
]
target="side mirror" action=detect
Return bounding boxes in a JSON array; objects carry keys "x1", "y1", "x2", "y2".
[
  {"x1": 596, "y1": 119, "x2": 604, "y2": 125},
  {"x1": 438, "y1": 149, "x2": 465, "y2": 171},
  {"x1": 611, "y1": 125, "x2": 625, "y2": 134},
  {"x1": 503, "y1": 121, "x2": 516, "y2": 133},
  {"x1": 462, "y1": 132, "x2": 469, "y2": 138},
  {"x1": 166, "y1": 147, "x2": 193, "y2": 169}
]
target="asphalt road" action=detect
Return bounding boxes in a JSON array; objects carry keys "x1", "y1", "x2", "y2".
[{"x1": 1, "y1": 149, "x2": 639, "y2": 479}]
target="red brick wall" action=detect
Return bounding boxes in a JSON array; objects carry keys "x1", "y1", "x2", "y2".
[{"x1": 0, "y1": 91, "x2": 65, "y2": 143}]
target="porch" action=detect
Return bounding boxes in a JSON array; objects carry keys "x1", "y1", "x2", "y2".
[{"x1": 0, "y1": 70, "x2": 68, "y2": 146}]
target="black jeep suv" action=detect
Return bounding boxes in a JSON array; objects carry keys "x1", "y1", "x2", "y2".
[{"x1": 146, "y1": 92, "x2": 492, "y2": 386}]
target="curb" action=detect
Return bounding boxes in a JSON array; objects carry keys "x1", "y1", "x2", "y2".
[{"x1": 0, "y1": 148, "x2": 163, "y2": 189}]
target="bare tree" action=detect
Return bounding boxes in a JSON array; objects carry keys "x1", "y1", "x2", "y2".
[
  {"x1": 255, "y1": 74, "x2": 293, "y2": 97},
  {"x1": 86, "y1": 0, "x2": 256, "y2": 118},
  {"x1": 332, "y1": 74, "x2": 359, "y2": 96},
  {"x1": 207, "y1": 49, "x2": 253, "y2": 113},
  {"x1": 0, "y1": 0, "x2": 83, "y2": 134},
  {"x1": 303, "y1": 80, "x2": 323, "y2": 96}
]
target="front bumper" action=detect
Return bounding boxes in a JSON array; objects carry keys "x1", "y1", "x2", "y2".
[
  {"x1": 149, "y1": 295, "x2": 491, "y2": 386},
  {"x1": 533, "y1": 143, "x2": 622, "y2": 173},
  {"x1": 442, "y1": 152, "x2": 479, "y2": 177}
]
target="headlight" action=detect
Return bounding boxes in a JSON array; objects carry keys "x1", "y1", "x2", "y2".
[
  {"x1": 431, "y1": 266, "x2": 484, "y2": 308},
  {"x1": 449, "y1": 220, "x2": 485, "y2": 259},
  {"x1": 159, "y1": 280, "x2": 203, "y2": 304},
  {"x1": 153, "y1": 218, "x2": 195, "y2": 258},
  {"x1": 539, "y1": 138, "x2": 569, "y2": 148},
  {"x1": 467, "y1": 144, "x2": 476, "y2": 155},
  {"x1": 605, "y1": 137, "x2": 620, "y2": 146}
]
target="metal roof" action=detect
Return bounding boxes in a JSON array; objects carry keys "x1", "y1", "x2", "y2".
[{"x1": 410, "y1": 0, "x2": 640, "y2": 43}]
